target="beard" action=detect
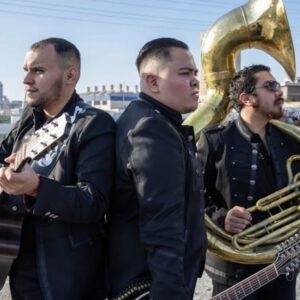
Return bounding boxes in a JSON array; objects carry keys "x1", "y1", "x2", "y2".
[
  {"x1": 269, "y1": 107, "x2": 284, "y2": 120},
  {"x1": 253, "y1": 97, "x2": 284, "y2": 120},
  {"x1": 269, "y1": 99, "x2": 284, "y2": 120},
  {"x1": 27, "y1": 77, "x2": 63, "y2": 109}
]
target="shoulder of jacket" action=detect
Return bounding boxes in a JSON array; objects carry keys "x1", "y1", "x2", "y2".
[
  {"x1": 202, "y1": 124, "x2": 226, "y2": 134},
  {"x1": 17, "y1": 105, "x2": 34, "y2": 128}
]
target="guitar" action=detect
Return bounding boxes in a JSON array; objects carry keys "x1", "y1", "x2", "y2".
[
  {"x1": 0, "y1": 113, "x2": 70, "y2": 289},
  {"x1": 211, "y1": 231, "x2": 300, "y2": 300},
  {"x1": 111, "y1": 230, "x2": 300, "y2": 300}
]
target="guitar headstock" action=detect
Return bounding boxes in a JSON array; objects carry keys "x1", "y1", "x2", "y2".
[
  {"x1": 13, "y1": 114, "x2": 71, "y2": 171},
  {"x1": 275, "y1": 231, "x2": 300, "y2": 278}
]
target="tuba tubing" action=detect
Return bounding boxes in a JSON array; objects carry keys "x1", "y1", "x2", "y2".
[{"x1": 183, "y1": 0, "x2": 295, "y2": 139}]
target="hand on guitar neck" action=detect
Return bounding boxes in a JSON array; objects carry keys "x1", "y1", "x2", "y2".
[{"x1": 0, "y1": 153, "x2": 40, "y2": 197}]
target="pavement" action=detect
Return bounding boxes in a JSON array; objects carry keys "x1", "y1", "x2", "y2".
[{"x1": 0, "y1": 272, "x2": 299, "y2": 299}]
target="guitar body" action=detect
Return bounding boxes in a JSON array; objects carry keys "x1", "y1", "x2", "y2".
[{"x1": 0, "y1": 194, "x2": 23, "y2": 289}]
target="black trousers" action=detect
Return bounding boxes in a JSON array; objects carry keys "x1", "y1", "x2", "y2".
[
  {"x1": 9, "y1": 257, "x2": 43, "y2": 300},
  {"x1": 212, "y1": 274, "x2": 296, "y2": 300}
]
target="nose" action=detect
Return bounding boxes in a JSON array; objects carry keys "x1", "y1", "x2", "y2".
[
  {"x1": 23, "y1": 71, "x2": 34, "y2": 85},
  {"x1": 275, "y1": 87, "x2": 283, "y2": 97},
  {"x1": 192, "y1": 75, "x2": 199, "y2": 88}
]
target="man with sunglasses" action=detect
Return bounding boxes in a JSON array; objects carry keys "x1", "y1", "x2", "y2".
[{"x1": 197, "y1": 64, "x2": 299, "y2": 299}]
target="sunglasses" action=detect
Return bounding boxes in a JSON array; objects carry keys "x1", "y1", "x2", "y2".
[{"x1": 255, "y1": 80, "x2": 281, "y2": 92}]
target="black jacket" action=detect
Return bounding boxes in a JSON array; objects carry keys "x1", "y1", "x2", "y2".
[
  {"x1": 197, "y1": 116, "x2": 300, "y2": 284},
  {"x1": 0, "y1": 92, "x2": 115, "y2": 299},
  {"x1": 107, "y1": 93, "x2": 206, "y2": 300}
]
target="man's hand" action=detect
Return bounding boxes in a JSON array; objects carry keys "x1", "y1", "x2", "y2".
[
  {"x1": 224, "y1": 206, "x2": 252, "y2": 234},
  {"x1": 0, "y1": 154, "x2": 39, "y2": 196}
]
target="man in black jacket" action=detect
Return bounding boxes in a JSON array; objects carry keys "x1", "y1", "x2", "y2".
[
  {"x1": 198, "y1": 64, "x2": 299, "y2": 300},
  {"x1": 0, "y1": 38, "x2": 115, "y2": 300},
  {"x1": 107, "y1": 38, "x2": 207, "y2": 300}
]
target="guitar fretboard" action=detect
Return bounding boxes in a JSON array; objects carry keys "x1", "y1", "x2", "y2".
[{"x1": 211, "y1": 264, "x2": 278, "y2": 300}]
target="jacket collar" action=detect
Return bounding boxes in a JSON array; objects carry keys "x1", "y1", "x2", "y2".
[
  {"x1": 139, "y1": 92, "x2": 183, "y2": 127},
  {"x1": 235, "y1": 115, "x2": 271, "y2": 143}
]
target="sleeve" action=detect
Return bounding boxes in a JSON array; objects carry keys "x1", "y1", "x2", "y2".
[
  {"x1": 128, "y1": 116, "x2": 187, "y2": 300},
  {"x1": 0, "y1": 123, "x2": 20, "y2": 163},
  {"x1": 30, "y1": 111, "x2": 116, "y2": 223},
  {"x1": 0, "y1": 121, "x2": 27, "y2": 210},
  {"x1": 197, "y1": 130, "x2": 227, "y2": 227}
]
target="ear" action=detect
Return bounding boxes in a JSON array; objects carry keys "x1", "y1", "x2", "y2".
[
  {"x1": 144, "y1": 74, "x2": 160, "y2": 93},
  {"x1": 64, "y1": 67, "x2": 79, "y2": 85},
  {"x1": 239, "y1": 92, "x2": 256, "y2": 107}
]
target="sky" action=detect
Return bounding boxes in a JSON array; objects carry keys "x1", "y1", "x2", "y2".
[{"x1": 0, "y1": 0, "x2": 299, "y2": 101}]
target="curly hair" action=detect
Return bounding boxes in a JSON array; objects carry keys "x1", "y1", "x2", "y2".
[{"x1": 229, "y1": 64, "x2": 270, "y2": 112}]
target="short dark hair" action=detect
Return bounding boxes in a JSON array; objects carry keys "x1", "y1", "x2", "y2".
[
  {"x1": 229, "y1": 64, "x2": 270, "y2": 111},
  {"x1": 30, "y1": 37, "x2": 81, "y2": 69},
  {"x1": 136, "y1": 37, "x2": 189, "y2": 72}
]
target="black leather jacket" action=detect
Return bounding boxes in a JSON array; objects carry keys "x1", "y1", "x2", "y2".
[
  {"x1": 197, "y1": 116, "x2": 300, "y2": 284},
  {"x1": 107, "y1": 93, "x2": 207, "y2": 300},
  {"x1": 0, "y1": 92, "x2": 115, "y2": 299}
]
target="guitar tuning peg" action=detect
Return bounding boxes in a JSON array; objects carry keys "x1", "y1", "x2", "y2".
[{"x1": 30, "y1": 150, "x2": 38, "y2": 155}]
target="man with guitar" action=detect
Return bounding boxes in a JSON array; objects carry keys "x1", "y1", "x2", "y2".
[
  {"x1": 197, "y1": 64, "x2": 300, "y2": 299},
  {"x1": 0, "y1": 38, "x2": 115, "y2": 299},
  {"x1": 107, "y1": 38, "x2": 207, "y2": 300}
]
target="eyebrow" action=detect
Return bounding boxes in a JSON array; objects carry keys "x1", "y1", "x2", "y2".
[
  {"x1": 179, "y1": 67, "x2": 198, "y2": 73},
  {"x1": 23, "y1": 65, "x2": 45, "y2": 71}
]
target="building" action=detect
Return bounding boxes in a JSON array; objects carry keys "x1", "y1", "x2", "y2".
[
  {"x1": 0, "y1": 82, "x2": 2, "y2": 102},
  {"x1": 79, "y1": 84, "x2": 139, "y2": 115},
  {"x1": 281, "y1": 77, "x2": 300, "y2": 103}
]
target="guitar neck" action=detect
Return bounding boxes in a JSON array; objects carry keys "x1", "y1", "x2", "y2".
[
  {"x1": 211, "y1": 264, "x2": 278, "y2": 300},
  {"x1": 13, "y1": 144, "x2": 28, "y2": 172}
]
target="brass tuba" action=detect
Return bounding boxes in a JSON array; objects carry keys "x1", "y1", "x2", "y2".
[
  {"x1": 184, "y1": 0, "x2": 295, "y2": 139},
  {"x1": 184, "y1": 0, "x2": 300, "y2": 264}
]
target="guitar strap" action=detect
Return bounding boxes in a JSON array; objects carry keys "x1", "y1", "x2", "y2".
[{"x1": 30, "y1": 141, "x2": 65, "y2": 177}]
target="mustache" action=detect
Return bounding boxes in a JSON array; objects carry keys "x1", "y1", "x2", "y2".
[
  {"x1": 275, "y1": 97, "x2": 284, "y2": 103},
  {"x1": 25, "y1": 87, "x2": 38, "y2": 92}
]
